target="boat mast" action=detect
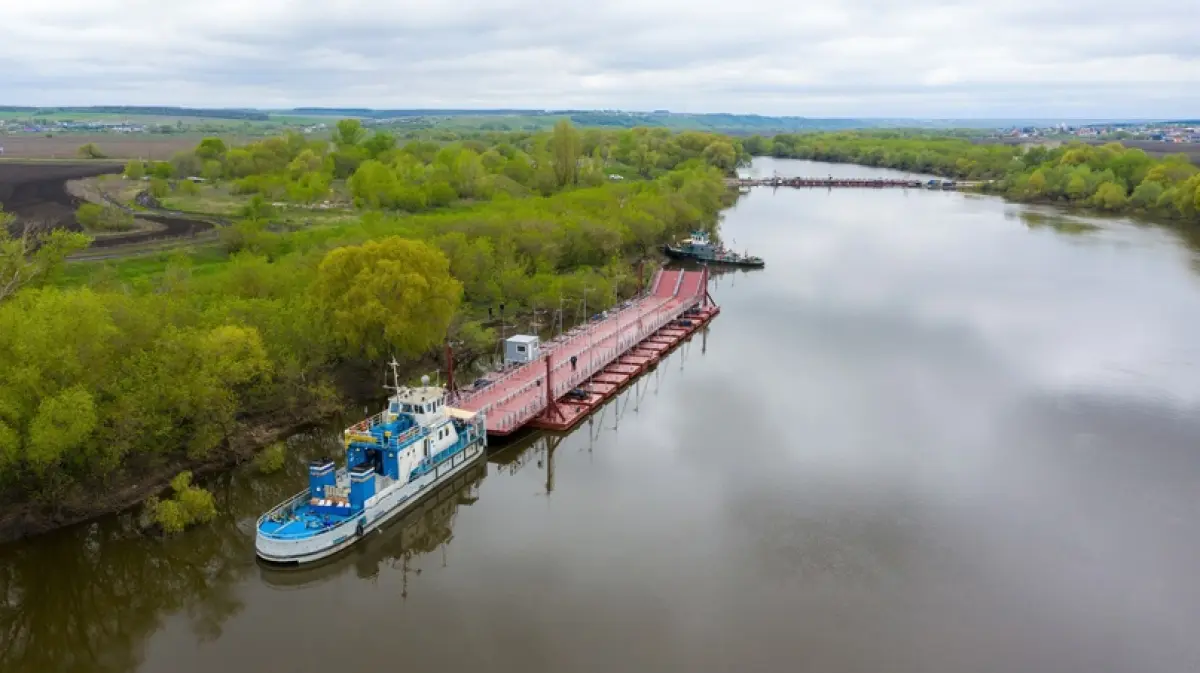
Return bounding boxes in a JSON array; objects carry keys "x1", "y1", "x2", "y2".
[{"x1": 387, "y1": 357, "x2": 403, "y2": 396}]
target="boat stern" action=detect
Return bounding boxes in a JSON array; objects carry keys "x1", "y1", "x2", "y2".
[{"x1": 255, "y1": 493, "x2": 361, "y2": 565}]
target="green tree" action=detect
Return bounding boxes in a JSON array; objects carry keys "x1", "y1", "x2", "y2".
[
  {"x1": 1091, "y1": 182, "x2": 1128, "y2": 211},
  {"x1": 549, "y1": 119, "x2": 582, "y2": 188},
  {"x1": 170, "y1": 151, "x2": 202, "y2": 179},
  {"x1": 76, "y1": 203, "x2": 104, "y2": 229},
  {"x1": 201, "y1": 160, "x2": 224, "y2": 182},
  {"x1": 701, "y1": 140, "x2": 738, "y2": 172},
  {"x1": 1, "y1": 209, "x2": 91, "y2": 302},
  {"x1": 149, "y1": 178, "x2": 170, "y2": 198},
  {"x1": 26, "y1": 385, "x2": 98, "y2": 469},
  {"x1": 332, "y1": 119, "x2": 366, "y2": 148},
  {"x1": 1130, "y1": 180, "x2": 1165, "y2": 209},
  {"x1": 150, "y1": 162, "x2": 174, "y2": 180},
  {"x1": 287, "y1": 149, "x2": 324, "y2": 178},
  {"x1": 363, "y1": 131, "x2": 397, "y2": 159},
  {"x1": 195, "y1": 137, "x2": 228, "y2": 162},
  {"x1": 314, "y1": 237, "x2": 462, "y2": 359}
]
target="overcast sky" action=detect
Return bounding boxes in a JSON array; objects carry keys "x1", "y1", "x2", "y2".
[{"x1": 1, "y1": 0, "x2": 1196, "y2": 118}]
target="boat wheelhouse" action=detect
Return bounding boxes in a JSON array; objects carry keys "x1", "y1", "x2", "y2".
[{"x1": 256, "y1": 363, "x2": 487, "y2": 565}]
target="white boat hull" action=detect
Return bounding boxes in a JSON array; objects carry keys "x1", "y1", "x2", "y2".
[{"x1": 256, "y1": 441, "x2": 485, "y2": 565}]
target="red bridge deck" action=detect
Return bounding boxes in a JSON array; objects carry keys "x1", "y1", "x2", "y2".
[{"x1": 453, "y1": 268, "x2": 714, "y2": 436}]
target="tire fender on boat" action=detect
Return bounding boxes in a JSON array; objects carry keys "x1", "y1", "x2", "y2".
[{"x1": 356, "y1": 518, "x2": 366, "y2": 537}]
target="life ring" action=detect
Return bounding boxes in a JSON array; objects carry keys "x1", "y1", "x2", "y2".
[{"x1": 356, "y1": 518, "x2": 366, "y2": 537}]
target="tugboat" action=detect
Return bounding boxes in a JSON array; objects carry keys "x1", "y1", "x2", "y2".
[
  {"x1": 255, "y1": 360, "x2": 487, "y2": 565},
  {"x1": 663, "y1": 231, "x2": 765, "y2": 268}
]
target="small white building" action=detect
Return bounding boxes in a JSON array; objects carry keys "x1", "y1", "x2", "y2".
[{"x1": 504, "y1": 335, "x2": 540, "y2": 365}]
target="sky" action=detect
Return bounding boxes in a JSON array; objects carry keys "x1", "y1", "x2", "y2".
[{"x1": 0, "y1": 0, "x2": 1197, "y2": 118}]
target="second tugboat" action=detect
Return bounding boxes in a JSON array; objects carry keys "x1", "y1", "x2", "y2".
[
  {"x1": 663, "y1": 231, "x2": 764, "y2": 268},
  {"x1": 255, "y1": 360, "x2": 486, "y2": 565}
]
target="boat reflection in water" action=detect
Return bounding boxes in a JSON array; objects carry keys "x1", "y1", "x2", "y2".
[
  {"x1": 257, "y1": 463, "x2": 485, "y2": 589},
  {"x1": 667, "y1": 260, "x2": 763, "y2": 283}
]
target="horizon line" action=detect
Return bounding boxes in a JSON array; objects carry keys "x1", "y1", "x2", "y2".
[{"x1": 0, "y1": 105, "x2": 1194, "y2": 123}]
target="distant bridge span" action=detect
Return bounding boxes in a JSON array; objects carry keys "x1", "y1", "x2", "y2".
[{"x1": 727, "y1": 177, "x2": 984, "y2": 190}]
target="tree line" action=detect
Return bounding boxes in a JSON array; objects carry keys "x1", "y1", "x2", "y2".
[
  {"x1": 744, "y1": 132, "x2": 1200, "y2": 222},
  {"x1": 126, "y1": 120, "x2": 746, "y2": 210}
]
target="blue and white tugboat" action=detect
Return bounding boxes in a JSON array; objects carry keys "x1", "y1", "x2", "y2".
[{"x1": 255, "y1": 360, "x2": 487, "y2": 565}]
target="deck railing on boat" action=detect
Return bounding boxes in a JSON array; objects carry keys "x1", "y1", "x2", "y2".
[
  {"x1": 344, "y1": 421, "x2": 423, "y2": 450},
  {"x1": 256, "y1": 489, "x2": 315, "y2": 538}
]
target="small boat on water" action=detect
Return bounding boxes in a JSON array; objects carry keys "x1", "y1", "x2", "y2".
[
  {"x1": 255, "y1": 361, "x2": 487, "y2": 565},
  {"x1": 663, "y1": 230, "x2": 765, "y2": 268}
]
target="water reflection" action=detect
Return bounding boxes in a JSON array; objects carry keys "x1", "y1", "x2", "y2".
[
  {"x1": 0, "y1": 496, "x2": 252, "y2": 673},
  {"x1": 1015, "y1": 210, "x2": 1100, "y2": 234}
]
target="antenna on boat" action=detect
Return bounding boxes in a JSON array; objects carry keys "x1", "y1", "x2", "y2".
[{"x1": 387, "y1": 357, "x2": 403, "y2": 396}]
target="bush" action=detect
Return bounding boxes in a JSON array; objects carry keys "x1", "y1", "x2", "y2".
[
  {"x1": 177, "y1": 485, "x2": 217, "y2": 524},
  {"x1": 76, "y1": 203, "x2": 134, "y2": 231},
  {"x1": 76, "y1": 203, "x2": 103, "y2": 228},
  {"x1": 149, "y1": 178, "x2": 169, "y2": 198},
  {"x1": 154, "y1": 499, "x2": 189, "y2": 534},
  {"x1": 124, "y1": 160, "x2": 146, "y2": 180},
  {"x1": 78, "y1": 143, "x2": 106, "y2": 159},
  {"x1": 254, "y1": 441, "x2": 286, "y2": 474},
  {"x1": 150, "y1": 471, "x2": 218, "y2": 534}
]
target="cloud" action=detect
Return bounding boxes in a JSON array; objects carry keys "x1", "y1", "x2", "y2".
[{"x1": 0, "y1": 0, "x2": 1196, "y2": 116}]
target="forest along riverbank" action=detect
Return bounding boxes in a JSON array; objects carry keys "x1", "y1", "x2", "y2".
[
  {"x1": 0, "y1": 122, "x2": 742, "y2": 543},
  {"x1": 4, "y1": 157, "x2": 1200, "y2": 673}
]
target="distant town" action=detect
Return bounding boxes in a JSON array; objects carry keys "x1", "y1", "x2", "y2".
[
  {"x1": 0, "y1": 118, "x2": 329, "y2": 136},
  {"x1": 992, "y1": 121, "x2": 1200, "y2": 144}
]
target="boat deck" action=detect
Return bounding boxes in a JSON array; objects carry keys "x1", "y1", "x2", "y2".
[{"x1": 258, "y1": 494, "x2": 355, "y2": 540}]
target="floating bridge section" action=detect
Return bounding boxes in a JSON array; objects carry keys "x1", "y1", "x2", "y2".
[
  {"x1": 453, "y1": 268, "x2": 717, "y2": 436},
  {"x1": 728, "y1": 177, "x2": 983, "y2": 190}
]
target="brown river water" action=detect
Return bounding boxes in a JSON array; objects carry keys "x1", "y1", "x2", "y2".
[{"x1": 2, "y1": 158, "x2": 1199, "y2": 673}]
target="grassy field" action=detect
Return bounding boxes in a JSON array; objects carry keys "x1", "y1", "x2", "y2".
[{"x1": 61, "y1": 243, "x2": 230, "y2": 285}]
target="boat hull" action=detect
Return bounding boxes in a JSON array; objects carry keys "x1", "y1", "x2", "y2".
[
  {"x1": 255, "y1": 440, "x2": 485, "y2": 565},
  {"x1": 662, "y1": 245, "x2": 765, "y2": 268}
]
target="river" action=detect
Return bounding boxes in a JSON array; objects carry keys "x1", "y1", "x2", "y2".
[{"x1": 3, "y1": 157, "x2": 1199, "y2": 673}]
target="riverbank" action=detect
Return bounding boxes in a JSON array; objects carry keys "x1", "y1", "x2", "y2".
[{"x1": 0, "y1": 398, "x2": 339, "y2": 544}]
